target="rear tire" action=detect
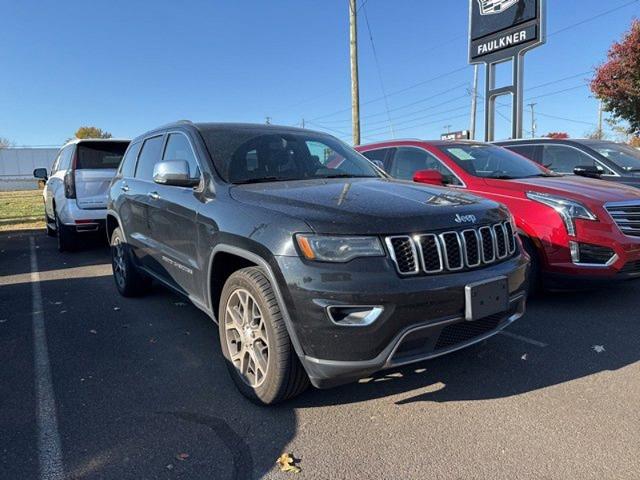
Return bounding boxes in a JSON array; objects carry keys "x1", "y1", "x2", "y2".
[
  {"x1": 219, "y1": 267, "x2": 309, "y2": 405},
  {"x1": 110, "y1": 227, "x2": 151, "y2": 297},
  {"x1": 55, "y1": 212, "x2": 76, "y2": 252},
  {"x1": 45, "y1": 213, "x2": 56, "y2": 237}
]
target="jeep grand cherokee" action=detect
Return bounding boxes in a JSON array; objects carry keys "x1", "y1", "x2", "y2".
[{"x1": 107, "y1": 122, "x2": 529, "y2": 404}]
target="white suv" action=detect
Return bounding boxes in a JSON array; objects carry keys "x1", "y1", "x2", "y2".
[{"x1": 34, "y1": 138, "x2": 129, "y2": 251}]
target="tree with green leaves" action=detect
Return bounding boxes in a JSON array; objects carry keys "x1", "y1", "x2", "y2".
[
  {"x1": 591, "y1": 20, "x2": 640, "y2": 135},
  {"x1": 73, "y1": 126, "x2": 112, "y2": 139}
]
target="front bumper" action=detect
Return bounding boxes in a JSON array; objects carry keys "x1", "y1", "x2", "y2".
[
  {"x1": 275, "y1": 253, "x2": 529, "y2": 388},
  {"x1": 538, "y1": 221, "x2": 640, "y2": 281}
]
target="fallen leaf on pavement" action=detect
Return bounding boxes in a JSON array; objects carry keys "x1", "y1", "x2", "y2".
[
  {"x1": 276, "y1": 453, "x2": 301, "y2": 473},
  {"x1": 113, "y1": 306, "x2": 121, "y2": 311},
  {"x1": 89, "y1": 329, "x2": 97, "y2": 335},
  {"x1": 592, "y1": 345, "x2": 606, "y2": 354},
  {"x1": 521, "y1": 354, "x2": 528, "y2": 361},
  {"x1": 0, "y1": 319, "x2": 7, "y2": 324},
  {"x1": 176, "y1": 453, "x2": 189, "y2": 461},
  {"x1": 174, "y1": 302, "x2": 187, "y2": 307}
]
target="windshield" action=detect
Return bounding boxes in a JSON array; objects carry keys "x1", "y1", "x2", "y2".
[
  {"x1": 76, "y1": 142, "x2": 128, "y2": 169},
  {"x1": 200, "y1": 128, "x2": 380, "y2": 184},
  {"x1": 442, "y1": 144, "x2": 551, "y2": 179},
  {"x1": 592, "y1": 143, "x2": 640, "y2": 171}
]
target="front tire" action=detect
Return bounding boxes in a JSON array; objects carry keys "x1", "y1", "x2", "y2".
[
  {"x1": 110, "y1": 227, "x2": 151, "y2": 297},
  {"x1": 219, "y1": 267, "x2": 309, "y2": 405}
]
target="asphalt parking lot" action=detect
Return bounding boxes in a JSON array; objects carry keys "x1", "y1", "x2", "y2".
[{"x1": 1, "y1": 229, "x2": 639, "y2": 480}]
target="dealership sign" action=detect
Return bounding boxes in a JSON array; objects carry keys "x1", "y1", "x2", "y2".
[
  {"x1": 469, "y1": 0, "x2": 545, "y2": 63},
  {"x1": 469, "y1": 0, "x2": 546, "y2": 141}
]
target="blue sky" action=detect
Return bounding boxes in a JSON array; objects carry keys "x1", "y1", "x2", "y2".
[{"x1": 1, "y1": 0, "x2": 638, "y2": 147}]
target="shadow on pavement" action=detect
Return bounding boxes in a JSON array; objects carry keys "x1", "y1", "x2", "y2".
[{"x1": 0, "y1": 229, "x2": 110, "y2": 277}]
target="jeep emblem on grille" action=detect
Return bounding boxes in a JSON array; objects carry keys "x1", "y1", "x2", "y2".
[{"x1": 455, "y1": 214, "x2": 477, "y2": 224}]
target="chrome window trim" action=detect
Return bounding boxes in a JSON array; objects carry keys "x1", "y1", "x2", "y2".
[
  {"x1": 385, "y1": 236, "x2": 420, "y2": 275},
  {"x1": 439, "y1": 232, "x2": 464, "y2": 271},
  {"x1": 461, "y1": 229, "x2": 482, "y2": 268},
  {"x1": 415, "y1": 234, "x2": 444, "y2": 273}
]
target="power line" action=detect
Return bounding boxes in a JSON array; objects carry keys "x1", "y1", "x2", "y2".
[
  {"x1": 527, "y1": 83, "x2": 590, "y2": 101},
  {"x1": 548, "y1": 0, "x2": 639, "y2": 37},
  {"x1": 310, "y1": 65, "x2": 469, "y2": 121},
  {"x1": 361, "y1": 1, "x2": 394, "y2": 137}
]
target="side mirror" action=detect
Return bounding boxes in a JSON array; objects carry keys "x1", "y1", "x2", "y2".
[
  {"x1": 413, "y1": 169, "x2": 445, "y2": 186},
  {"x1": 153, "y1": 160, "x2": 200, "y2": 187},
  {"x1": 573, "y1": 165, "x2": 602, "y2": 179},
  {"x1": 33, "y1": 168, "x2": 48, "y2": 180}
]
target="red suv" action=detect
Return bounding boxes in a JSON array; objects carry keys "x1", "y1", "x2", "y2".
[{"x1": 356, "y1": 140, "x2": 640, "y2": 289}]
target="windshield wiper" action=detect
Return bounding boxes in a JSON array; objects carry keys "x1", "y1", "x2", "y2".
[
  {"x1": 487, "y1": 174, "x2": 514, "y2": 180},
  {"x1": 234, "y1": 177, "x2": 289, "y2": 185},
  {"x1": 322, "y1": 174, "x2": 375, "y2": 179}
]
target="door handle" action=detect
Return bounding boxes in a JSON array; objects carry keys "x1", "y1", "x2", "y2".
[
  {"x1": 148, "y1": 191, "x2": 160, "y2": 200},
  {"x1": 121, "y1": 184, "x2": 129, "y2": 192}
]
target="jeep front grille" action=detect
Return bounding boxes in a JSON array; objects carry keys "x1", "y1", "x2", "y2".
[
  {"x1": 605, "y1": 202, "x2": 640, "y2": 238},
  {"x1": 386, "y1": 221, "x2": 517, "y2": 276}
]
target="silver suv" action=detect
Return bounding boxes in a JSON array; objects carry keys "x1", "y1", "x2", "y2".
[{"x1": 34, "y1": 138, "x2": 129, "y2": 251}]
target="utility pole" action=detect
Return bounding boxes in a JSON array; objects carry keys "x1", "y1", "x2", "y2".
[
  {"x1": 265, "y1": 116, "x2": 272, "y2": 125},
  {"x1": 597, "y1": 100, "x2": 604, "y2": 140},
  {"x1": 349, "y1": 0, "x2": 361, "y2": 145},
  {"x1": 301, "y1": 118, "x2": 306, "y2": 129},
  {"x1": 527, "y1": 103, "x2": 537, "y2": 138},
  {"x1": 470, "y1": 65, "x2": 479, "y2": 141},
  {"x1": 444, "y1": 125, "x2": 452, "y2": 134}
]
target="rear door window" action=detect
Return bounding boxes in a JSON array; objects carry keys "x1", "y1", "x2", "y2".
[
  {"x1": 135, "y1": 136, "x2": 164, "y2": 181},
  {"x1": 119, "y1": 142, "x2": 142, "y2": 178},
  {"x1": 76, "y1": 142, "x2": 129, "y2": 169},
  {"x1": 57, "y1": 146, "x2": 74, "y2": 172}
]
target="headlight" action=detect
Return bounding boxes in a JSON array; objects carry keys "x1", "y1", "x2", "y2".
[
  {"x1": 295, "y1": 234, "x2": 384, "y2": 262},
  {"x1": 526, "y1": 191, "x2": 597, "y2": 236}
]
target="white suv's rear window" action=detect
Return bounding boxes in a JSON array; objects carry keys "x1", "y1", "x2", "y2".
[{"x1": 76, "y1": 142, "x2": 129, "y2": 169}]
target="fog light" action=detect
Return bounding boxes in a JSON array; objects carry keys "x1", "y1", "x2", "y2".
[
  {"x1": 326, "y1": 306, "x2": 384, "y2": 326},
  {"x1": 569, "y1": 241, "x2": 617, "y2": 266}
]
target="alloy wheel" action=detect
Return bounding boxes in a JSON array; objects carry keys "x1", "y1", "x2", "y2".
[
  {"x1": 112, "y1": 237, "x2": 127, "y2": 290},
  {"x1": 224, "y1": 288, "x2": 269, "y2": 388}
]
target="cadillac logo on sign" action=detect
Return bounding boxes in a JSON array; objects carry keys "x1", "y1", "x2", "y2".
[
  {"x1": 477, "y1": 0, "x2": 519, "y2": 16},
  {"x1": 469, "y1": 0, "x2": 544, "y2": 63}
]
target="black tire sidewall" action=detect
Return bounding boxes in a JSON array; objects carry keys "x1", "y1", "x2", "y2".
[{"x1": 218, "y1": 268, "x2": 289, "y2": 405}]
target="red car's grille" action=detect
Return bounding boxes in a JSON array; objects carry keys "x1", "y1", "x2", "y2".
[{"x1": 605, "y1": 202, "x2": 640, "y2": 238}]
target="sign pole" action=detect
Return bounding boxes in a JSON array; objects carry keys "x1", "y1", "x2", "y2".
[{"x1": 469, "y1": 0, "x2": 546, "y2": 142}]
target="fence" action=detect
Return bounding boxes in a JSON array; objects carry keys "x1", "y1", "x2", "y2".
[{"x1": 0, "y1": 147, "x2": 59, "y2": 191}]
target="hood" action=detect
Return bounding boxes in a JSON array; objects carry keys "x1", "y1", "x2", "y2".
[
  {"x1": 484, "y1": 175, "x2": 640, "y2": 204},
  {"x1": 229, "y1": 178, "x2": 507, "y2": 235}
]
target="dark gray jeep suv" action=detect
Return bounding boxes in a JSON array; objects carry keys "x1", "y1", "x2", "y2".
[{"x1": 107, "y1": 121, "x2": 529, "y2": 404}]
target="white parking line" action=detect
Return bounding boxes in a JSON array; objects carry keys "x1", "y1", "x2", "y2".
[
  {"x1": 499, "y1": 330, "x2": 548, "y2": 348},
  {"x1": 30, "y1": 237, "x2": 65, "y2": 480}
]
